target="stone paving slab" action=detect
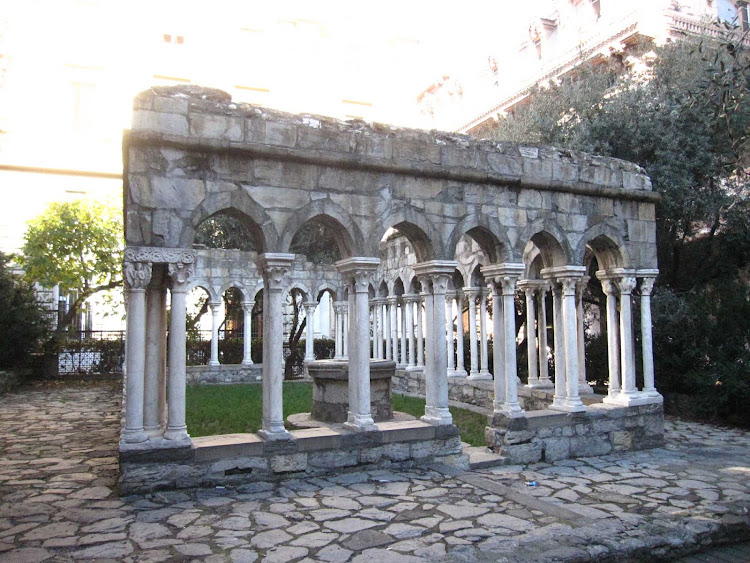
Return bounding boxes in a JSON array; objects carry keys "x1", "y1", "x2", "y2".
[{"x1": 0, "y1": 381, "x2": 748, "y2": 562}]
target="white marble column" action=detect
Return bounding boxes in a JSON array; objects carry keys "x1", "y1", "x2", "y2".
[
  {"x1": 576, "y1": 277, "x2": 594, "y2": 394},
  {"x1": 208, "y1": 301, "x2": 221, "y2": 367},
  {"x1": 416, "y1": 295, "x2": 425, "y2": 369},
  {"x1": 479, "y1": 289, "x2": 492, "y2": 378},
  {"x1": 342, "y1": 306, "x2": 349, "y2": 359},
  {"x1": 489, "y1": 280, "x2": 505, "y2": 409},
  {"x1": 384, "y1": 298, "x2": 393, "y2": 361},
  {"x1": 414, "y1": 261, "x2": 456, "y2": 426},
  {"x1": 519, "y1": 282, "x2": 539, "y2": 387},
  {"x1": 242, "y1": 300, "x2": 255, "y2": 365},
  {"x1": 615, "y1": 271, "x2": 639, "y2": 404},
  {"x1": 144, "y1": 277, "x2": 167, "y2": 437},
  {"x1": 544, "y1": 266, "x2": 586, "y2": 413},
  {"x1": 123, "y1": 261, "x2": 152, "y2": 444},
  {"x1": 446, "y1": 292, "x2": 456, "y2": 376},
  {"x1": 404, "y1": 295, "x2": 416, "y2": 368},
  {"x1": 336, "y1": 258, "x2": 380, "y2": 432},
  {"x1": 333, "y1": 301, "x2": 345, "y2": 360},
  {"x1": 304, "y1": 302, "x2": 316, "y2": 362},
  {"x1": 388, "y1": 296, "x2": 398, "y2": 363},
  {"x1": 399, "y1": 299, "x2": 407, "y2": 367},
  {"x1": 536, "y1": 285, "x2": 553, "y2": 388},
  {"x1": 464, "y1": 287, "x2": 482, "y2": 380},
  {"x1": 374, "y1": 299, "x2": 384, "y2": 360},
  {"x1": 638, "y1": 271, "x2": 661, "y2": 401},
  {"x1": 597, "y1": 273, "x2": 621, "y2": 403},
  {"x1": 164, "y1": 261, "x2": 192, "y2": 442},
  {"x1": 257, "y1": 253, "x2": 295, "y2": 441},
  {"x1": 455, "y1": 293, "x2": 467, "y2": 377},
  {"x1": 483, "y1": 263, "x2": 525, "y2": 417}
]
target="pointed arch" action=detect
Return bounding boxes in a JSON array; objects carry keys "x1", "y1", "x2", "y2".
[
  {"x1": 520, "y1": 219, "x2": 573, "y2": 269},
  {"x1": 377, "y1": 206, "x2": 441, "y2": 261},
  {"x1": 280, "y1": 199, "x2": 363, "y2": 258},
  {"x1": 447, "y1": 214, "x2": 513, "y2": 263},
  {"x1": 575, "y1": 222, "x2": 630, "y2": 270}
]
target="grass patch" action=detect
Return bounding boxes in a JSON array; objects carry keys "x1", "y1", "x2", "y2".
[{"x1": 186, "y1": 384, "x2": 487, "y2": 446}]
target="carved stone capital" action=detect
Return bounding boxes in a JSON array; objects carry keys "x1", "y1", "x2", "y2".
[
  {"x1": 168, "y1": 262, "x2": 193, "y2": 291},
  {"x1": 600, "y1": 279, "x2": 618, "y2": 297},
  {"x1": 559, "y1": 277, "x2": 579, "y2": 296},
  {"x1": 303, "y1": 301, "x2": 317, "y2": 313},
  {"x1": 124, "y1": 246, "x2": 195, "y2": 265},
  {"x1": 429, "y1": 273, "x2": 452, "y2": 295},
  {"x1": 640, "y1": 277, "x2": 656, "y2": 296},
  {"x1": 257, "y1": 253, "x2": 294, "y2": 291},
  {"x1": 617, "y1": 276, "x2": 637, "y2": 295},
  {"x1": 497, "y1": 275, "x2": 519, "y2": 296},
  {"x1": 242, "y1": 300, "x2": 255, "y2": 312},
  {"x1": 124, "y1": 261, "x2": 152, "y2": 291},
  {"x1": 351, "y1": 269, "x2": 374, "y2": 293},
  {"x1": 333, "y1": 301, "x2": 348, "y2": 314},
  {"x1": 462, "y1": 286, "x2": 480, "y2": 300}
]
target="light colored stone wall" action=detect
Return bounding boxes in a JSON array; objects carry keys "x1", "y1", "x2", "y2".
[{"x1": 186, "y1": 364, "x2": 261, "y2": 385}]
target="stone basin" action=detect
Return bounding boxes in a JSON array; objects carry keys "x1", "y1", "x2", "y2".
[{"x1": 307, "y1": 359, "x2": 396, "y2": 423}]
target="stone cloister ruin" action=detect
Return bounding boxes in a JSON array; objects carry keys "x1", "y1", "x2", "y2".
[{"x1": 119, "y1": 86, "x2": 663, "y2": 492}]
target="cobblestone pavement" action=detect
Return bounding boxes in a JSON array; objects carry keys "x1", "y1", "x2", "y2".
[{"x1": 0, "y1": 382, "x2": 748, "y2": 563}]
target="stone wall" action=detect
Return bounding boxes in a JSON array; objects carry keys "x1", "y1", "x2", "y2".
[
  {"x1": 0, "y1": 370, "x2": 24, "y2": 395},
  {"x1": 186, "y1": 364, "x2": 262, "y2": 385},
  {"x1": 119, "y1": 420, "x2": 467, "y2": 494},
  {"x1": 486, "y1": 403, "x2": 665, "y2": 464}
]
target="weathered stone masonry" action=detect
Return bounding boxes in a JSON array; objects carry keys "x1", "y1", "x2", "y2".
[{"x1": 120, "y1": 85, "x2": 663, "y2": 490}]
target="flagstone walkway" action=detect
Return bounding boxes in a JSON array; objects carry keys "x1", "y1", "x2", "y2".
[{"x1": 0, "y1": 381, "x2": 748, "y2": 562}]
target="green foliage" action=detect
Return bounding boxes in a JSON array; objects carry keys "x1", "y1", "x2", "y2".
[
  {"x1": 0, "y1": 252, "x2": 49, "y2": 369},
  {"x1": 21, "y1": 199, "x2": 123, "y2": 331},
  {"x1": 194, "y1": 212, "x2": 257, "y2": 251},
  {"x1": 289, "y1": 220, "x2": 342, "y2": 264}
]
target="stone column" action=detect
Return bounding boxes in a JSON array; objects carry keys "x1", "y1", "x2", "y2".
[
  {"x1": 597, "y1": 273, "x2": 621, "y2": 403},
  {"x1": 399, "y1": 299, "x2": 407, "y2": 367},
  {"x1": 164, "y1": 261, "x2": 192, "y2": 442},
  {"x1": 242, "y1": 300, "x2": 255, "y2": 365},
  {"x1": 342, "y1": 306, "x2": 349, "y2": 359},
  {"x1": 304, "y1": 302, "x2": 316, "y2": 362},
  {"x1": 123, "y1": 261, "x2": 152, "y2": 444},
  {"x1": 483, "y1": 264, "x2": 525, "y2": 417},
  {"x1": 208, "y1": 301, "x2": 221, "y2": 367},
  {"x1": 615, "y1": 270, "x2": 639, "y2": 404},
  {"x1": 333, "y1": 302, "x2": 345, "y2": 359},
  {"x1": 144, "y1": 275, "x2": 167, "y2": 437},
  {"x1": 536, "y1": 284, "x2": 553, "y2": 388},
  {"x1": 519, "y1": 282, "x2": 539, "y2": 387},
  {"x1": 576, "y1": 277, "x2": 594, "y2": 394},
  {"x1": 336, "y1": 258, "x2": 380, "y2": 432},
  {"x1": 373, "y1": 299, "x2": 384, "y2": 360},
  {"x1": 455, "y1": 293, "x2": 467, "y2": 377},
  {"x1": 257, "y1": 253, "x2": 295, "y2": 441},
  {"x1": 384, "y1": 298, "x2": 392, "y2": 361},
  {"x1": 549, "y1": 281, "x2": 567, "y2": 409},
  {"x1": 464, "y1": 287, "x2": 481, "y2": 380},
  {"x1": 388, "y1": 296, "x2": 398, "y2": 364},
  {"x1": 414, "y1": 261, "x2": 457, "y2": 426},
  {"x1": 478, "y1": 289, "x2": 492, "y2": 378},
  {"x1": 489, "y1": 280, "x2": 505, "y2": 409},
  {"x1": 638, "y1": 271, "x2": 661, "y2": 400},
  {"x1": 445, "y1": 292, "x2": 456, "y2": 376},
  {"x1": 416, "y1": 295, "x2": 425, "y2": 369},
  {"x1": 404, "y1": 295, "x2": 416, "y2": 367},
  {"x1": 544, "y1": 266, "x2": 586, "y2": 413}
]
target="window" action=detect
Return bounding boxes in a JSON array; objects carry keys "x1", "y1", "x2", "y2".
[{"x1": 739, "y1": 1, "x2": 750, "y2": 29}]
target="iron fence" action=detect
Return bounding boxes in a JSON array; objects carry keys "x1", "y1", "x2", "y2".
[{"x1": 56, "y1": 330, "x2": 125, "y2": 375}]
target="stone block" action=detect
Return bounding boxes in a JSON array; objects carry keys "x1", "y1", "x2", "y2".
[
  {"x1": 410, "y1": 440, "x2": 442, "y2": 459},
  {"x1": 290, "y1": 429, "x2": 342, "y2": 452},
  {"x1": 148, "y1": 177, "x2": 206, "y2": 210},
  {"x1": 522, "y1": 158, "x2": 553, "y2": 183},
  {"x1": 612, "y1": 430, "x2": 634, "y2": 451},
  {"x1": 208, "y1": 456, "x2": 268, "y2": 476},
  {"x1": 542, "y1": 438, "x2": 570, "y2": 461},
  {"x1": 359, "y1": 446, "x2": 386, "y2": 464},
  {"x1": 378, "y1": 421, "x2": 435, "y2": 443},
  {"x1": 269, "y1": 453, "x2": 307, "y2": 473},
  {"x1": 505, "y1": 430, "x2": 535, "y2": 445},
  {"x1": 265, "y1": 121, "x2": 297, "y2": 147},
  {"x1": 244, "y1": 116, "x2": 266, "y2": 143},
  {"x1": 132, "y1": 110, "x2": 188, "y2": 136},
  {"x1": 435, "y1": 453, "x2": 470, "y2": 470},
  {"x1": 434, "y1": 424, "x2": 460, "y2": 440},
  {"x1": 340, "y1": 431, "x2": 382, "y2": 450},
  {"x1": 487, "y1": 153, "x2": 522, "y2": 177},
  {"x1": 382, "y1": 443, "x2": 411, "y2": 462},
  {"x1": 307, "y1": 450, "x2": 358, "y2": 469},
  {"x1": 489, "y1": 412, "x2": 529, "y2": 430},
  {"x1": 190, "y1": 114, "x2": 243, "y2": 141},
  {"x1": 193, "y1": 434, "x2": 264, "y2": 462},
  {"x1": 154, "y1": 96, "x2": 189, "y2": 115},
  {"x1": 569, "y1": 435, "x2": 612, "y2": 458},
  {"x1": 503, "y1": 442, "x2": 543, "y2": 464}
]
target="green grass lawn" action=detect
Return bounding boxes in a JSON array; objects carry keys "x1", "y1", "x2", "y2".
[{"x1": 186, "y1": 383, "x2": 488, "y2": 446}]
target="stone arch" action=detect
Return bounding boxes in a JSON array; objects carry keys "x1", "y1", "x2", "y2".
[
  {"x1": 182, "y1": 190, "x2": 277, "y2": 252},
  {"x1": 575, "y1": 223, "x2": 630, "y2": 270},
  {"x1": 377, "y1": 280, "x2": 389, "y2": 298},
  {"x1": 186, "y1": 280, "x2": 219, "y2": 302},
  {"x1": 315, "y1": 281, "x2": 341, "y2": 302},
  {"x1": 280, "y1": 200, "x2": 363, "y2": 258},
  {"x1": 447, "y1": 214, "x2": 513, "y2": 263},
  {"x1": 218, "y1": 281, "x2": 251, "y2": 302},
  {"x1": 286, "y1": 281, "x2": 312, "y2": 302},
  {"x1": 407, "y1": 276, "x2": 421, "y2": 295},
  {"x1": 521, "y1": 220, "x2": 573, "y2": 269},
  {"x1": 377, "y1": 207, "x2": 441, "y2": 262},
  {"x1": 249, "y1": 282, "x2": 264, "y2": 303},
  {"x1": 392, "y1": 277, "x2": 406, "y2": 297}
]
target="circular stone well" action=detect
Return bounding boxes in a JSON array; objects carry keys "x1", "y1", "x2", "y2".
[{"x1": 307, "y1": 359, "x2": 396, "y2": 423}]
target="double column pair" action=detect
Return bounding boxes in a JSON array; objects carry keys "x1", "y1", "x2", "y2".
[
  {"x1": 461, "y1": 287, "x2": 491, "y2": 380},
  {"x1": 207, "y1": 299, "x2": 255, "y2": 366},
  {"x1": 597, "y1": 268, "x2": 660, "y2": 406},
  {"x1": 122, "y1": 258, "x2": 192, "y2": 445}
]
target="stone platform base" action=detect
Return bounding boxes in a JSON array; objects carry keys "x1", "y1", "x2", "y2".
[
  {"x1": 119, "y1": 420, "x2": 468, "y2": 494},
  {"x1": 287, "y1": 411, "x2": 416, "y2": 429},
  {"x1": 186, "y1": 364, "x2": 262, "y2": 384},
  {"x1": 486, "y1": 401, "x2": 664, "y2": 464}
]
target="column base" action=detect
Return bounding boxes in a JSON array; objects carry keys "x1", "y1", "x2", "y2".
[
  {"x1": 208, "y1": 360, "x2": 220, "y2": 367},
  {"x1": 422, "y1": 406, "x2": 453, "y2": 426},
  {"x1": 258, "y1": 427, "x2": 293, "y2": 441},
  {"x1": 605, "y1": 391, "x2": 663, "y2": 406},
  {"x1": 396, "y1": 363, "x2": 408, "y2": 370},
  {"x1": 144, "y1": 426, "x2": 164, "y2": 439},
  {"x1": 549, "y1": 396, "x2": 587, "y2": 413},
  {"x1": 527, "y1": 380, "x2": 554, "y2": 389},
  {"x1": 406, "y1": 365, "x2": 425, "y2": 373},
  {"x1": 122, "y1": 429, "x2": 148, "y2": 444},
  {"x1": 578, "y1": 381, "x2": 595, "y2": 394},
  {"x1": 478, "y1": 370, "x2": 492, "y2": 379},
  {"x1": 344, "y1": 412, "x2": 377, "y2": 432},
  {"x1": 498, "y1": 402, "x2": 525, "y2": 418},
  {"x1": 448, "y1": 369, "x2": 467, "y2": 378},
  {"x1": 163, "y1": 427, "x2": 190, "y2": 442},
  {"x1": 468, "y1": 372, "x2": 492, "y2": 381},
  {"x1": 241, "y1": 360, "x2": 254, "y2": 366}
]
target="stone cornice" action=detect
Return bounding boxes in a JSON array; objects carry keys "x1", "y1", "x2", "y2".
[{"x1": 124, "y1": 246, "x2": 195, "y2": 264}]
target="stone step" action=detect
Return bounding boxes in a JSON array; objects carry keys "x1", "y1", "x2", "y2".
[{"x1": 463, "y1": 444, "x2": 511, "y2": 470}]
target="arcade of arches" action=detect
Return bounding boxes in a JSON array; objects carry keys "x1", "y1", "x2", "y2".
[{"x1": 120, "y1": 86, "x2": 662, "y2": 489}]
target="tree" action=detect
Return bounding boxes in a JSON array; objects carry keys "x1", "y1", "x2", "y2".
[
  {"x1": 0, "y1": 252, "x2": 49, "y2": 369},
  {"x1": 21, "y1": 199, "x2": 123, "y2": 333}
]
